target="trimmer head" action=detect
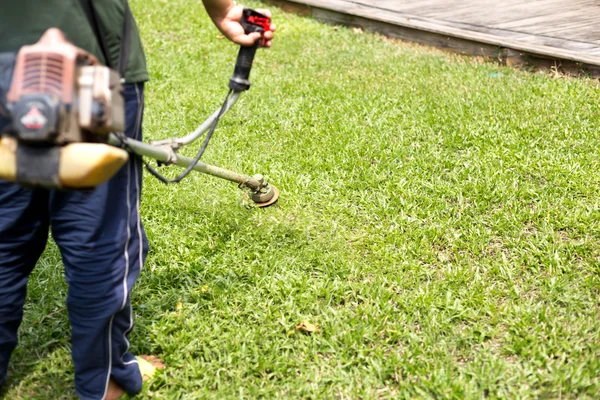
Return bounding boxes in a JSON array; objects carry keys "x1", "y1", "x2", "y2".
[
  {"x1": 249, "y1": 174, "x2": 279, "y2": 207},
  {"x1": 254, "y1": 184, "x2": 279, "y2": 208}
]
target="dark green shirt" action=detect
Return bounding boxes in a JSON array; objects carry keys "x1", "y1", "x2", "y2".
[{"x1": 0, "y1": 0, "x2": 149, "y2": 83}]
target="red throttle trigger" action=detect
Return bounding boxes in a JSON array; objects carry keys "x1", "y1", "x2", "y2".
[{"x1": 241, "y1": 9, "x2": 272, "y2": 47}]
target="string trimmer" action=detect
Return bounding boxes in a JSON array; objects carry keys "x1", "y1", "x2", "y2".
[{"x1": 0, "y1": 8, "x2": 279, "y2": 207}]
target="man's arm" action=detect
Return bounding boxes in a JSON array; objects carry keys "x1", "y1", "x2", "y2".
[{"x1": 202, "y1": 0, "x2": 276, "y2": 47}]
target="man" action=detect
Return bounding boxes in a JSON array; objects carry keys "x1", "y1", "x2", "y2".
[{"x1": 0, "y1": 1, "x2": 275, "y2": 399}]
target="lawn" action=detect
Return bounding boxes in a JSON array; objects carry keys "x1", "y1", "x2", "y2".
[{"x1": 3, "y1": 0, "x2": 600, "y2": 398}]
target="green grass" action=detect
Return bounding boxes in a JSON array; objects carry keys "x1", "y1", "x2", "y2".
[{"x1": 3, "y1": 0, "x2": 600, "y2": 398}]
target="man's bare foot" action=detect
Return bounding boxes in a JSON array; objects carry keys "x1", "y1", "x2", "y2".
[
  {"x1": 102, "y1": 356, "x2": 165, "y2": 400},
  {"x1": 138, "y1": 355, "x2": 166, "y2": 382},
  {"x1": 105, "y1": 378, "x2": 125, "y2": 400}
]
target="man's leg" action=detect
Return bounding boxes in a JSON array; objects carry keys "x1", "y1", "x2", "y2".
[
  {"x1": 50, "y1": 83, "x2": 148, "y2": 400},
  {"x1": 0, "y1": 111, "x2": 50, "y2": 387},
  {"x1": 0, "y1": 184, "x2": 49, "y2": 388}
]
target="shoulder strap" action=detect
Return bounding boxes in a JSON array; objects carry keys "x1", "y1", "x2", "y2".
[
  {"x1": 79, "y1": 0, "x2": 133, "y2": 79},
  {"x1": 117, "y1": 2, "x2": 133, "y2": 78}
]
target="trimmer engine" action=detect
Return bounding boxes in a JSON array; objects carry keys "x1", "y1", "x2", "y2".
[
  {"x1": 7, "y1": 28, "x2": 124, "y2": 143},
  {"x1": 0, "y1": 28, "x2": 129, "y2": 189}
]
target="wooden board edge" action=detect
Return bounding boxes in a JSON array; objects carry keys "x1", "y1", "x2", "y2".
[
  {"x1": 263, "y1": 0, "x2": 600, "y2": 78},
  {"x1": 264, "y1": 0, "x2": 312, "y2": 16}
]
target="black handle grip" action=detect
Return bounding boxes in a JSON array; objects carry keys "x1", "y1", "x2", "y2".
[
  {"x1": 229, "y1": 8, "x2": 271, "y2": 92},
  {"x1": 229, "y1": 44, "x2": 258, "y2": 91}
]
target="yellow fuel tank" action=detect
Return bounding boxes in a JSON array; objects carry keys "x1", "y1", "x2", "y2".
[
  {"x1": 0, "y1": 137, "x2": 17, "y2": 182},
  {"x1": 0, "y1": 137, "x2": 128, "y2": 189}
]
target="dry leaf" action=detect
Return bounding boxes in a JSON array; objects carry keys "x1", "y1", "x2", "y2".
[
  {"x1": 352, "y1": 27, "x2": 363, "y2": 34},
  {"x1": 176, "y1": 302, "x2": 183, "y2": 311},
  {"x1": 217, "y1": 34, "x2": 224, "y2": 39},
  {"x1": 296, "y1": 320, "x2": 320, "y2": 333}
]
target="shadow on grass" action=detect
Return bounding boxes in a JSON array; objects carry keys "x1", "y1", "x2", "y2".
[
  {"x1": 1, "y1": 200, "x2": 345, "y2": 399},
  {"x1": 120, "y1": 205, "x2": 352, "y2": 396}
]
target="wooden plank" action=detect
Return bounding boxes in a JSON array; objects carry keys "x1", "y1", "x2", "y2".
[
  {"x1": 494, "y1": 13, "x2": 595, "y2": 31},
  {"x1": 272, "y1": 0, "x2": 600, "y2": 65},
  {"x1": 264, "y1": 0, "x2": 600, "y2": 75},
  {"x1": 312, "y1": 7, "x2": 505, "y2": 59},
  {"x1": 266, "y1": 0, "x2": 311, "y2": 16},
  {"x1": 317, "y1": 0, "x2": 600, "y2": 45}
]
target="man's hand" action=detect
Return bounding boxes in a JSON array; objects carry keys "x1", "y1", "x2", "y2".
[{"x1": 203, "y1": 2, "x2": 276, "y2": 47}]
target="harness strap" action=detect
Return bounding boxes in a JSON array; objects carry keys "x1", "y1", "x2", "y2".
[
  {"x1": 118, "y1": 1, "x2": 133, "y2": 78},
  {"x1": 79, "y1": 0, "x2": 133, "y2": 79},
  {"x1": 0, "y1": 52, "x2": 16, "y2": 118}
]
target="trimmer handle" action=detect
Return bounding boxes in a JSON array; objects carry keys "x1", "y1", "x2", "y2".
[{"x1": 229, "y1": 8, "x2": 271, "y2": 92}]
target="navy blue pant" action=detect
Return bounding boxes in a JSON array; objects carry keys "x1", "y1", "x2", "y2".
[{"x1": 0, "y1": 83, "x2": 148, "y2": 399}]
